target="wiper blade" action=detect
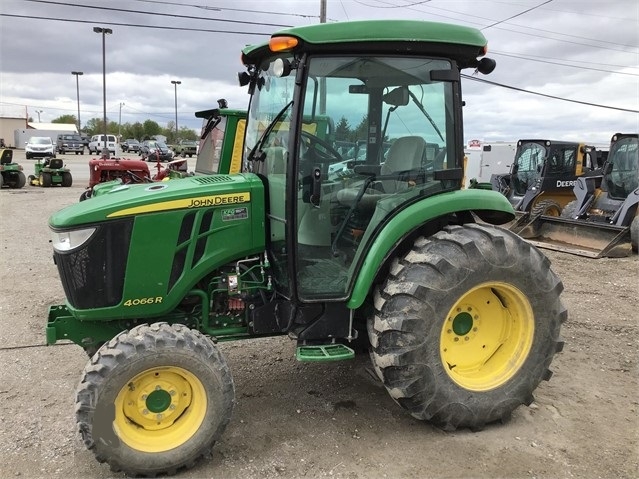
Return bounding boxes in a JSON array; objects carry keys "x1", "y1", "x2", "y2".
[
  {"x1": 247, "y1": 100, "x2": 293, "y2": 162},
  {"x1": 407, "y1": 90, "x2": 444, "y2": 143}
]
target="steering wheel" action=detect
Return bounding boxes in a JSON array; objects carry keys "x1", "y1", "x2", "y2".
[{"x1": 300, "y1": 130, "x2": 344, "y2": 164}]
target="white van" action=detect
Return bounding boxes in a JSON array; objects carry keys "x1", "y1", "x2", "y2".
[{"x1": 88, "y1": 134, "x2": 117, "y2": 155}]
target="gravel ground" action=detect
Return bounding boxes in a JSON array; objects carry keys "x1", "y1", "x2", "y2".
[{"x1": 1, "y1": 152, "x2": 637, "y2": 478}]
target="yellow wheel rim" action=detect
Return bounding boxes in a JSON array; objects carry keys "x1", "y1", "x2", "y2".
[
  {"x1": 440, "y1": 282, "x2": 534, "y2": 392},
  {"x1": 114, "y1": 366, "x2": 207, "y2": 453}
]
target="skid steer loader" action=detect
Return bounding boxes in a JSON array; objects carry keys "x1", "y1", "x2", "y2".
[
  {"x1": 491, "y1": 139, "x2": 601, "y2": 218},
  {"x1": 45, "y1": 20, "x2": 566, "y2": 476},
  {"x1": 513, "y1": 133, "x2": 638, "y2": 257}
]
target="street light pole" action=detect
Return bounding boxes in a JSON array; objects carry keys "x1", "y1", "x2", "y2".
[
  {"x1": 71, "y1": 71, "x2": 83, "y2": 133},
  {"x1": 35, "y1": 110, "x2": 43, "y2": 122},
  {"x1": 93, "y1": 26, "x2": 112, "y2": 158},
  {"x1": 119, "y1": 102, "x2": 125, "y2": 140},
  {"x1": 171, "y1": 80, "x2": 181, "y2": 141}
]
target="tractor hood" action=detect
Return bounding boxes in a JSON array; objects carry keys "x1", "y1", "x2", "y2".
[{"x1": 50, "y1": 173, "x2": 263, "y2": 229}]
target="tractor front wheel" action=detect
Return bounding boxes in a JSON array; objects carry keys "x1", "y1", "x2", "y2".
[
  {"x1": 631, "y1": 216, "x2": 638, "y2": 252},
  {"x1": 75, "y1": 323, "x2": 234, "y2": 476},
  {"x1": 368, "y1": 224, "x2": 566, "y2": 431}
]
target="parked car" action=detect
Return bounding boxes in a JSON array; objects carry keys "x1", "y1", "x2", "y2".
[
  {"x1": 122, "y1": 139, "x2": 140, "y2": 153},
  {"x1": 25, "y1": 137, "x2": 56, "y2": 159},
  {"x1": 56, "y1": 134, "x2": 84, "y2": 155},
  {"x1": 80, "y1": 134, "x2": 91, "y2": 147},
  {"x1": 139, "y1": 140, "x2": 172, "y2": 162},
  {"x1": 88, "y1": 134, "x2": 117, "y2": 155},
  {"x1": 172, "y1": 139, "x2": 198, "y2": 157}
]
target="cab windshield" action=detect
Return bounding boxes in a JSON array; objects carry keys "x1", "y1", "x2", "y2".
[
  {"x1": 604, "y1": 136, "x2": 638, "y2": 200},
  {"x1": 512, "y1": 142, "x2": 546, "y2": 195}
]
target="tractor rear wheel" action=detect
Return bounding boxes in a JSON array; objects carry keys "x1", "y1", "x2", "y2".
[
  {"x1": 61, "y1": 172, "x2": 73, "y2": 187},
  {"x1": 531, "y1": 199, "x2": 562, "y2": 217},
  {"x1": 75, "y1": 322, "x2": 234, "y2": 476},
  {"x1": 40, "y1": 172, "x2": 52, "y2": 187},
  {"x1": 368, "y1": 224, "x2": 566, "y2": 431}
]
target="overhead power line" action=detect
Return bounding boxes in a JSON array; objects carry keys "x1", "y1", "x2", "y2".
[
  {"x1": 480, "y1": 0, "x2": 553, "y2": 31},
  {"x1": 131, "y1": 0, "x2": 321, "y2": 20},
  {"x1": 491, "y1": 51, "x2": 639, "y2": 77},
  {"x1": 22, "y1": 0, "x2": 293, "y2": 28},
  {"x1": 355, "y1": 0, "x2": 638, "y2": 54},
  {"x1": 0, "y1": 14, "x2": 274, "y2": 35},
  {"x1": 462, "y1": 74, "x2": 639, "y2": 113}
]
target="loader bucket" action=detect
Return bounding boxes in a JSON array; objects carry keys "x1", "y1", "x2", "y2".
[{"x1": 510, "y1": 215, "x2": 632, "y2": 258}]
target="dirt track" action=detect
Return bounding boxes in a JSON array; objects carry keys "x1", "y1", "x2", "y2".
[{"x1": 0, "y1": 171, "x2": 637, "y2": 478}]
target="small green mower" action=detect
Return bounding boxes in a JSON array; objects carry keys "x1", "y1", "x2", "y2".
[
  {"x1": 0, "y1": 148, "x2": 26, "y2": 189},
  {"x1": 29, "y1": 157, "x2": 73, "y2": 187}
]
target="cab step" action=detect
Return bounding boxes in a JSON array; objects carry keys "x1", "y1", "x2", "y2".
[{"x1": 296, "y1": 344, "x2": 355, "y2": 362}]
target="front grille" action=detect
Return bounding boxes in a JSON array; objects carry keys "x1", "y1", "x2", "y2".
[{"x1": 54, "y1": 219, "x2": 133, "y2": 309}]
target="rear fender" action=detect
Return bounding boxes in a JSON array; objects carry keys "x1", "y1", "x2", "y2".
[{"x1": 347, "y1": 189, "x2": 515, "y2": 309}]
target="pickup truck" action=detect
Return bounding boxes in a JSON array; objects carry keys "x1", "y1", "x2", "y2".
[{"x1": 172, "y1": 139, "x2": 198, "y2": 158}]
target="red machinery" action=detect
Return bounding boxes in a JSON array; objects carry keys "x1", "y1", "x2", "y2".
[{"x1": 80, "y1": 158, "x2": 152, "y2": 200}]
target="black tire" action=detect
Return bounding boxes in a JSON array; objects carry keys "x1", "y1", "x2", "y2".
[
  {"x1": 75, "y1": 323, "x2": 234, "y2": 476},
  {"x1": 531, "y1": 199, "x2": 562, "y2": 217},
  {"x1": 27, "y1": 175, "x2": 35, "y2": 186},
  {"x1": 13, "y1": 171, "x2": 26, "y2": 189},
  {"x1": 560, "y1": 200, "x2": 579, "y2": 219},
  {"x1": 79, "y1": 190, "x2": 92, "y2": 201},
  {"x1": 368, "y1": 224, "x2": 566, "y2": 431},
  {"x1": 61, "y1": 172, "x2": 73, "y2": 187},
  {"x1": 40, "y1": 172, "x2": 52, "y2": 187},
  {"x1": 631, "y1": 216, "x2": 638, "y2": 253}
]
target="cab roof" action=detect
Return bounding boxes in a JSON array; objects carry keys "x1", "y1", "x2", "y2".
[{"x1": 242, "y1": 20, "x2": 487, "y2": 67}]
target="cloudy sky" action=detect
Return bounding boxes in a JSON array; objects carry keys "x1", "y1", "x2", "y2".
[{"x1": 1, "y1": 0, "x2": 637, "y2": 145}]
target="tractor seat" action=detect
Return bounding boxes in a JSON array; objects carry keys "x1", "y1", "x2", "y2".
[
  {"x1": 0, "y1": 149, "x2": 13, "y2": 164},
  {"x1": 49, "y1": 158, "x2": 63, "y2": 169},
  {"x1": 336, "y1": 135, "x2": 427, "y2": 211}
]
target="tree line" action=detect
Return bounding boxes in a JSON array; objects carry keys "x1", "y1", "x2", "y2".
[{"x1": 46, "y1": 114, "x2": 198, "y2": 142}]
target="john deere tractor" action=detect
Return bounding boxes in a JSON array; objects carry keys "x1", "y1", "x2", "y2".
[{"x1": 46, "y1": 20, "x2": 566, "y2": 476}]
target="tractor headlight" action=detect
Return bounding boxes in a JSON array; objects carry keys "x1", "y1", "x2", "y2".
[{"x1": 51, "y1": 227, "x2": 96, "y2": 252}]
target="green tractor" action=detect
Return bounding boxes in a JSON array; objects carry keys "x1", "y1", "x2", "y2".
[
  {"x1": 29, "y1": 157, "x2": 73, "y2": 187},
  {"x1": 0, "y1": 148, "x2": 26, "y2": 189},
  {"x1": 46, "y1": 20, "x2": 566, "y2": 476}
]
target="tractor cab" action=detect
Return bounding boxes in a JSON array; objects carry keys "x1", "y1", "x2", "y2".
[
  {"x1": 241, "y1": 29, "x2": 485, "y2": 303},
  {"x1": 194, "y1": 101, "x2": 247, "y2": 175},
  {"x1": 603, "y1": 133, "x2": 638, "y2": 201}
]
